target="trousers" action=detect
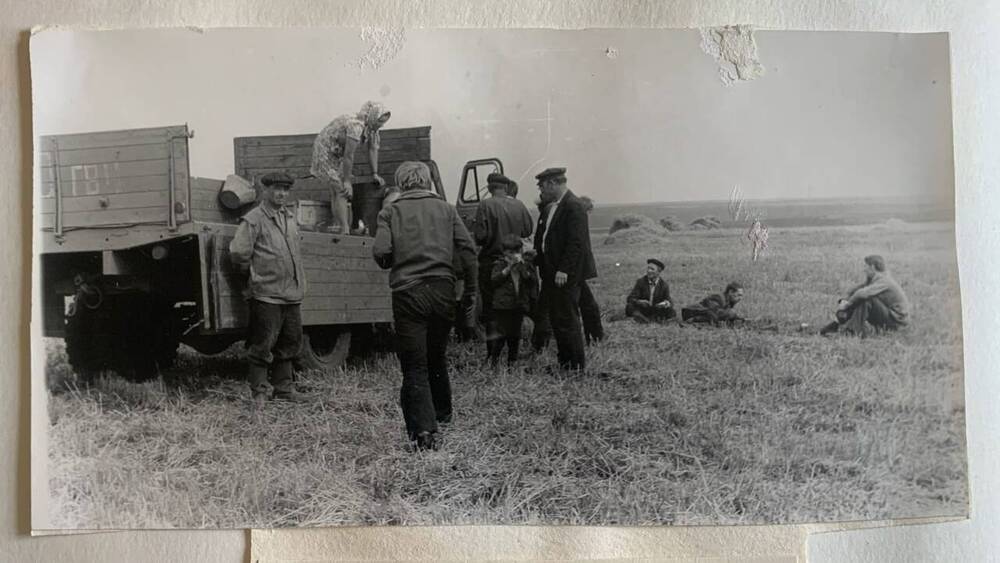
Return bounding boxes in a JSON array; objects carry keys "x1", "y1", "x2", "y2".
[{"x1": 391, "y1": 278, "x2": 456, "y2": 439}]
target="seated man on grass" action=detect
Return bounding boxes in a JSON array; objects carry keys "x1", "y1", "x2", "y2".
[
  {"x1": 820, "y1": 254, "x2": 909, "y2": 337},
  {"x1": 625, "y1": 258, "x2": 675, "y2": 323},
  {"x1": 681, "y1": 282, "x2": 745, "y2": 326}
]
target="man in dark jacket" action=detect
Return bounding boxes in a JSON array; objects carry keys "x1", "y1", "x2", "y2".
[
  {"x1": 229, "y1": 172, "x2": 308, "y2": 404},
  {"x1": 682, "y1": 282, "x2": 745, "y2": 326},
  {"x1": 533, "y1": 167, "x2": 597, "y2": 371},
  {"x1": 626, "y1": 259, "x2": 675, "y2": 323},
  {"x1": 820, "y1": 255, "x2": 909, "y2": 337},
  {"x1": 373, "y1": 161, "x2": 478, "y2": 451},
  {"x1": 472, "y1": 173, "x2": 533, "y2": 354}
]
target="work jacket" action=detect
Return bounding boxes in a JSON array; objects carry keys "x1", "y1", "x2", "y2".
[
  {"x1": 229, "y1": 203, "x2": 306, "y2": 304},
  {"x1": 373, "y1": 189, "x2": 478, "y2": 294},
  {"x1": 846, "y1": 272, "x2": 910, "y2": 324}
]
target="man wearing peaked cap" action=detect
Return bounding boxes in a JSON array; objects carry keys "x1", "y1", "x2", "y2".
[
  {"x1": 230, "y1": 169, "x2": 308, "y2": 405},
  {"x1": 533, "y1": 166, "x2": 598, "y2": 371},
  {"x1": 486, "y1": 172, "x2": 512, "y2": 187},
  {"x1": 259, "y1": 172, "x2": 295, "y2": 187},
  {"x1": 534, "y1": 167, "x2": 567, "y2": 182},
  {"x1": 626, "y1": 258, "x2": 675, "y2": 324},
  {"x1": 473, "y1": 170, "x2": 533, "y2": 355}
]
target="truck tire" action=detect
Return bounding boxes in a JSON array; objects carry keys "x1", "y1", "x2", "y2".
[
  {"x1": 109, "y1": 294, "x2": 179, "y2": 382},
  {"x1": 64, "y1": 300, "x2": 111, "y2": 384},
  {"x1": 296, "y1": 327, "x2": 351, "y2": 372},
  {"x1": 65, "y1": 293, "x2": 178, "y2": 383}
]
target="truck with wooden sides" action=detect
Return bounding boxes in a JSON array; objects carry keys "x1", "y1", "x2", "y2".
[{"x1": 37, "y1": 124, "x2": 502, "y2": 382}]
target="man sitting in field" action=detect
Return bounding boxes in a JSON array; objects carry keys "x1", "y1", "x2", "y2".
[
  {"x1": 820, "y1": 254, "x2": 909, "y2": 337},
  {"x1": 625, "y1": 259, "x2": 675, "y2": 323},
  {"x1": 682, "y1": 282, "x2": 745, "y2": 326}
]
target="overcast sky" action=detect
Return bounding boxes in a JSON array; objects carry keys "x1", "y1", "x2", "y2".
[{"x1": 31, "y1": 28, "x2": 953, "y2": 205}]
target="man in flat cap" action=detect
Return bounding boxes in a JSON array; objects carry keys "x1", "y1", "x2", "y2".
[
  {"x1": 533, "y1": 167, "x2": 598, "y2": 371},
  {"x1": 472, "y1": 172, "x2": 533, "y2": 356},
  {"x1": 373, "y1": 161, "x2": 478, "y2": 451},
  {"x1": 311, "y1": 101, "x2": 392, "y2": 234},
  {"x1": 819, "y1": 255, "x2": 909, "y2": 337},
  {"x1": 626, "y1": 259, "x2": 676, "y2": 324},
  {"x1": 230, "y1": 172, "x2": 308, "y2": 404}
]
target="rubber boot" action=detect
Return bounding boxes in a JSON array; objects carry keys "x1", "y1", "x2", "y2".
[{"x1": 271, "y1": 360, "x2": 308, "y2": 403}]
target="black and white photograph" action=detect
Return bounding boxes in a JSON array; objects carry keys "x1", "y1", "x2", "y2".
[{"x1": 30, "y1": 27, "x2": 966, "y2": 529}]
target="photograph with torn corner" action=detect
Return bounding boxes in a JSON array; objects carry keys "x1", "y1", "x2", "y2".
[{"x1": 30, "y1": 27, "x2": 966, "y2": 530}]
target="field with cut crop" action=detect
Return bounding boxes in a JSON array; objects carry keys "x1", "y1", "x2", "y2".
[{"x1": 43, "y1": 218, "x2": 967, "y2": 528}]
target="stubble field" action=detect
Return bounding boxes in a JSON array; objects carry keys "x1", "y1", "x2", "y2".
[{"x1": 44, "y1": 220, "x2": 967, "y2": 528}]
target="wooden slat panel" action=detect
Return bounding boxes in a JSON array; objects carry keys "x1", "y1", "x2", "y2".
[
  {"x1": 236, "y1": 147, "x2": 429, "y2": 170},
  {"x1": 40, "y1": 125, "x2": 189, "y2": 151},
  {"x1": 302, "y1": 295, "x2": 390, "y2": 310},
  {"x1": 300, "y1": 241, "x2": 374, "y2": 258},
  {"x1": 38, "y1": 207, "x2": 171, "y2": 229},
  {"x1": 191, "y1": 207, "x2": 232, "y2": 224},
  {"x1": 301, "y1": 308, "x2": 392, "y2": 325},
  {"x1": 304, "y1": 257, "x2": 379, "y2": 271},
  {"x1": 238, "y1": 137, "x2": 428, "y2": 159},
  {"x1": 214, "y1": 280, "x2": 386, "y2": 298},
  {"x1": 299, "y1": 281, "x2": 387, "y2": 297},
  {"x1": 233, "y1": 127, "x2": 430, "y2": 148},
  {"x1": 39, "y1": 143, "x2": 185, "y2": 167},
  {"x1": 38, "y1": 171, "x2": 188, "y2": 198},
  {"x1": 38, "y1": 190, "x2": 169, "y2": 214},
  {"x1": 38, "y1": 158, "x2": 171, "y2": 183}
]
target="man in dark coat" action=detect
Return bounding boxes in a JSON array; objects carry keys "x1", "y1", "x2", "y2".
[
  {"x1": 625, "y1": 259, "x2": 676, "y2": 323},
  {"x1": 533, "y1": 167, "x2": 597, "y2": 371},
  {"x1": 682, "y1": 282, "x2": 745, "y2": 326}
]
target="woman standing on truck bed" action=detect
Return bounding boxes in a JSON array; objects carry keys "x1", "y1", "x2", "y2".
[{"x1": 311, "y1": 100, "x2": 392, "y2": 233}]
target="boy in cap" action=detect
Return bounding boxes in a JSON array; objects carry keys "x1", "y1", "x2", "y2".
[
  {"x1": 625, "y1": 259, "x2": 675, "y2": 324},
  {"x1": 373, "y1": 161, "x2": 478, "y2": 451},
  {"x1": 229, "y1": 172, "x2": 308, "y2": 404},
  {"x1": 488, "y1": 234, "x2": 538, "y2": 366},
  {"x1": 533, "y1": 167, "x2": 598, "y2": 371}
]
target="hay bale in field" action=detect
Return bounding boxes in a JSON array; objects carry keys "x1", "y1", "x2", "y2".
[
  {"x1": 689, "y1": 215, "x2": 722, "y2": 230},
  {"x1": 659, "y1": 215, "x2": 683, "y2": 231},
  {"x1": 604, "y1": 214, "x2": 669, "y2": 245},
  {"x1": 609, "y1": 213, "x2": 652, "y2": 235},
  {"x1": 873, "y1": 217, "x2": 907, "y2": 231}
]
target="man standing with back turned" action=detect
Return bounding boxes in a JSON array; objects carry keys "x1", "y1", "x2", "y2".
[
  {"x1": 472, "y1": 172, "x2": 533, "y2": 356},
  {"x1": 373, "y1": 161, "x2": 478, "y2": 451},
  {"x1": 533, "y1": 167, "x2": 597, "y2": 372}
]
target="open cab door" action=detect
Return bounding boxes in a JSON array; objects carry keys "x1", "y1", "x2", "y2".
[{"x1": 456, "y1": 158, "x2": 504, "y2": 231}]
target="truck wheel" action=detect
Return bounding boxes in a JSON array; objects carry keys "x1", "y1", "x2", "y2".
[
  {"x1": 182, "y1": 335, "x2": 240, "y2": 356},
  {"x1": 64, "y1": 300, "x2": 111, "y2": 384},
  {"x1": 110, "y1": 294, "x2": 179, "y2": 382},
  {"x1": 296, "y1": 327, "x2": 351, "y2": 372}
]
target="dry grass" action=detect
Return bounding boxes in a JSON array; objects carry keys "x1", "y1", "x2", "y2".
[{"x1": 45, "y1": 222, "x2": 967, "y2": 528}]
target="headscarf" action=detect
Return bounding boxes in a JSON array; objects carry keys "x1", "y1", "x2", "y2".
[
  {"x1": 357, "y1": 101, "x2": 391, "y2": 131},
  {"x1": 394, "y1": 161, "x2": 431, "y2": 191}
]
